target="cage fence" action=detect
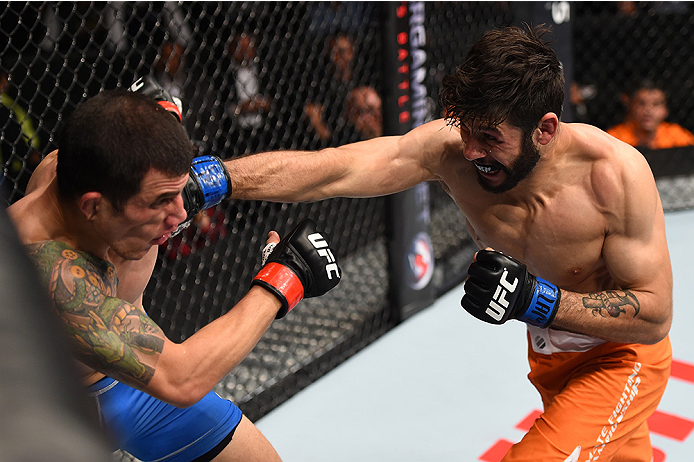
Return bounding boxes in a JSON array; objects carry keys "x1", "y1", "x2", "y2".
[{"x1": 2, "y1": 3, "x2": 694, "y2": 460}]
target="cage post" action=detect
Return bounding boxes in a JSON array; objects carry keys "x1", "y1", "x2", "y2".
[{"x1": 381, "y1": 1, "x2": 436, "y2": 323}]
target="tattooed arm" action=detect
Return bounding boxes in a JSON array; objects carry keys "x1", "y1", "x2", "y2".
[
  {"x1": 27, "y1": 240, "x2": 281, "y2": 407},
  {"x1": 550, "y1": 157, "x2": 673, "y2": 345},
  {"x1": 26, "y1": 241, "x2": 163, "y2": 387}
]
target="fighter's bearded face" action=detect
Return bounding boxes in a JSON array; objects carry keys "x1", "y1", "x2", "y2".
[{"x1": 459, "y1": 120, "x2": 540, "y2": 194}]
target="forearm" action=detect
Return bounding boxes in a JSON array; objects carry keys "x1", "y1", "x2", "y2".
[
  {"x1": 226, "y1": 148, "x2": 349, "y2": 202},
  {"x1": 551, "y1": 288, "x2": 672, "y2": 344},
  {"x1": 462, "y1": 249, "x2": 672, "y2": 345},
  {"x1": 150, "y1": 287, "x2": 281, "y2": 407},
  {"x1": 225, "y1": 120, "x2": 452, "y2": 203}
]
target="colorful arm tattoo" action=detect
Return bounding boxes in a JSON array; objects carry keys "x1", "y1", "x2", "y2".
[
  {"x1": 582, "y1": 289, "x2": 641, "y2": 319},
  {"x1": 26, "y1": 241, "x2": 165, "y2": 387}
]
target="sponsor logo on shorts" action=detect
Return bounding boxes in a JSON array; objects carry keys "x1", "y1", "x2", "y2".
[
  {"x1": 587, "y1": 362, "x2": 642, "y2": 460},
  {"x1": 564, "y1": 446, "x2": 581, "y2": 462}
]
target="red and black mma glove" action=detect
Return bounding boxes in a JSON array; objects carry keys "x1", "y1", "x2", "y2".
[
  {"x1": 129, "y1": 75, "x2": 183, "y2": 122},
  {"x1": 461, "y1": 250, "x2": 560, "y2": 328},
  {"x1": 252, "y1": 219, "x2": 341, "y2": 318}
]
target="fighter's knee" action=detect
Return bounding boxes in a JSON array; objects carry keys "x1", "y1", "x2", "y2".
[{"x1": 215, "y1": 416, "x2": 282, "y2": 462}]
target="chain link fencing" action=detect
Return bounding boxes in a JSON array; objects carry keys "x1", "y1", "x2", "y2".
[{"x1": 2, "y1": 4, "x2": 694, "y2": 460}]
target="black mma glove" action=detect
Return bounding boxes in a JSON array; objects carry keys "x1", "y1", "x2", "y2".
[
  {"x1": 461, "y1": 250, "x2": 560, "y2": 328},
  {"x1": 252, "y1": 219, "x2": 341, "y2": 318},
  {"x1": 129, "y1": 75, "x2": 183, "y2": 123},
  {"x1": 182, "y1": 155, "x2": 232, "y2": 217},
  {"x1": 173, "y1": 155, "x2": 232, "y2": 236}
]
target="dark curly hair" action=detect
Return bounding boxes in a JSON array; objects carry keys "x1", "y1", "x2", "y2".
[{"x1": 439, "y1": 24, "x2": 564, "y2": 136}]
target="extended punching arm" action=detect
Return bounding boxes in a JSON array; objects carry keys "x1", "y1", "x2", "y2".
[{"x1": 461, "y1": 250, "x2": 560, "y2": 328}]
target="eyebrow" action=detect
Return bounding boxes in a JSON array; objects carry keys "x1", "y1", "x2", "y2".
[
  {"x1": 479, "y1": 124, "x2": 502, "y2": 134},
  {"x1": 151, "y1": 190, "x2": 181, "y2": 204},
  {"x1": 462, "y1": 120, "x2": 502, "y2": 135}
]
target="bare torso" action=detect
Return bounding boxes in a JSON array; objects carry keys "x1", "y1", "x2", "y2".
[
  {"x1": 8, "y1": 150, "x2": 158, "y2": 385},
  {"x1": 435, "y1": 122, "x2": 656, "y2": 294}
]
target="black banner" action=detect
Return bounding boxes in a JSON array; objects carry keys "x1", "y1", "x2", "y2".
[{"x1": 383, "y1": 1, "x2": 436, "y2": 322}]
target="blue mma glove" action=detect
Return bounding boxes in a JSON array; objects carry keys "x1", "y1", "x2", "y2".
[{"x1": 174, "y1": 155, "x2": 232, "y2": 236}]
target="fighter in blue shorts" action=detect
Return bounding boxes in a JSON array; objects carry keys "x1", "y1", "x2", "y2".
[
  {"x1": 89, "y1": 377, "x2": 243, "y2": 462},
  {"x1": 8, "y1": 79, "x2": 341, "y2": 461}
]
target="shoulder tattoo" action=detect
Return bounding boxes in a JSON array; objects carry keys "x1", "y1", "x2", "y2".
[
  {"x1": 582, "y1": 289, "x2": 640, "y2": 319},
  {"x1": 25, "y1": 241, "x2": 165, "y2": 386}
]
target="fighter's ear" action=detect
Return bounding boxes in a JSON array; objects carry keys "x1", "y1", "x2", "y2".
[
  {"x1": 536, "y1": 112, "x2": 559, "y2": 146},
  {"x1": 78, "y1": 192, "x2": 103, "y2": 220}
]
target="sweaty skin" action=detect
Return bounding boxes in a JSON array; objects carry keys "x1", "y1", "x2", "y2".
[{"x1": 225, "y1": 117, "x2": 672, "y2": 345}]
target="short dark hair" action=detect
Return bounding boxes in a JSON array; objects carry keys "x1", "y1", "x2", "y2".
[
  {"x1": 624, "y1": 78, "x2": 666, "y2": 99},
  {"x1": 57, "y1": 90, "x2": 194, "y2": 211},
  {"x1": 439, "y1": 24, "x2": 564, "y2": 135}
]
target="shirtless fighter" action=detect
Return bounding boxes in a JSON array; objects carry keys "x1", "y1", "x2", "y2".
[
  {"x1": 8, "y1": 80, "x2": 340, "y2": 461},
  {"x1": 216, "y1": 25, "x2": 672, "y2": 461}
]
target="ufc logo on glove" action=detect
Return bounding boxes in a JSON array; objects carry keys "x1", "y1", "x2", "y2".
[
  {"x1": 461, "y1": 250, "x2": 560, "y2": 328},
  {"x1": 308, "y1": 233, "x2": 340, "y2": 280},
  {"x1": 486, "y1": 269, "x2": 518, "y2": 322},
  {"x1": 253, "y1": 219, "x2": 342, "y2": 318}
]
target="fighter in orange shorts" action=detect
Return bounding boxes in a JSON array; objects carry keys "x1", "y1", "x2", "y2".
[{"x1": 202, "y1": 25, "x2": 673, "y2": 460}]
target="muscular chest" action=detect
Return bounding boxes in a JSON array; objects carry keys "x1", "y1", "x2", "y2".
[{"x1": 456, "y1": 186, "x2": 609, "y2": 289}]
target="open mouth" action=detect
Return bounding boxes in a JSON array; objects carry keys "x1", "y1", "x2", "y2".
[
  {"x1": 152, "y1": 233, "x2": 171, "y2": 246},
  {"x1": 473, "y1": 161, "x2": 501, "y2": 175}
]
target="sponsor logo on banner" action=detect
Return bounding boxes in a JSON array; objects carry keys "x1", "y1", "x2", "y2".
[{"x1": 407, "y1": 232, "x2": 434, "y2": 290}]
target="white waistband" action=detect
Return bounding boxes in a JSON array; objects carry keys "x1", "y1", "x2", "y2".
[{"x1": 527, "y1": 325, "x2": 606, "y2": 354}]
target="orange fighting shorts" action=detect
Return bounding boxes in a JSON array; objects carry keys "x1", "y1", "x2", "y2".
[{"x1": 503, "y1": 334, "x2": 672, "y2": 462}]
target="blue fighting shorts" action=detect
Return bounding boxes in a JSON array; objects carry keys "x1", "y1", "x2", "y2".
[{"x1": 87, "y1": 376, "x2": 243, "y2": 462}]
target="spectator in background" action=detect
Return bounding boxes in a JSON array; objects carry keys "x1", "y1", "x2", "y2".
[
  {"x1": 39, "y1": 3, "x2": 119, "y2": 56},
  {"x1": 223, "y1": 31, "x2": 273, "y2": 156},
  {"x1": 344, "y1": 86, "x2": 383, "y2": 140},
  {"x1": 304, "y1": 33, "x2": 364, "y2": 148},
  {"x1": 607, "y1": 79, "x2": 694, "y2": 149}
]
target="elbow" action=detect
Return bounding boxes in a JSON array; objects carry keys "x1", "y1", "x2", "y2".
[
  {"x1": 167, "y1": 388, "x2": 209, "y2": 409},
  {"x1": 646, "y1": 315, "x2": 672, "y2": 345},
  {"x1": 154, "y1": 381, "x2": 211, "y2": 408},
  {"x1": 642, "y1": 303, "x2": 673, "y2": 345}
]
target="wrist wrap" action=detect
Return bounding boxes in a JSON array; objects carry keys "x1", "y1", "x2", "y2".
[
  {"x1": 516, "y1": 277, "x2": 560, "y2": 328},
  {"x1": 253, "y1": 263, "x2": 305, "y2": 318},
  {"x1": 190, "y1": 155, "x2": 232, "y2": 209}
]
